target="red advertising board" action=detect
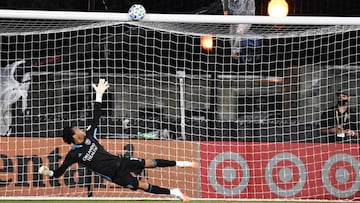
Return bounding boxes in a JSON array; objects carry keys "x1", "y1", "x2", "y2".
[
  {"x1": 0, "y1": 137, "x2": 198, "y2": 198},
  {"x1": 3, "y1": 137, "x2": 360, "y2": 201},
  {"x1": 200, "y1": 142, "x2": 360, "y2": 201}
]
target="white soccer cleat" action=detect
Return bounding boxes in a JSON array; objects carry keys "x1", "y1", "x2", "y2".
[
  {"x1": 176, "y1": 161, "x2": 198, "y2": 168},
  {"x1": 171, "y1": 188, "x2": 190, "y2": 202},
  {"x1": 189, "y1": 161, "x2": 198, "y2": 169}
]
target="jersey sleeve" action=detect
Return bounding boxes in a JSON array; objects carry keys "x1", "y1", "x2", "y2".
[
  {"x1": 87, "y1": 102, "x2": 102, "y2": 135},
  {"x1": 52, "y1": 153, "x2": 76, "y2": 178}
]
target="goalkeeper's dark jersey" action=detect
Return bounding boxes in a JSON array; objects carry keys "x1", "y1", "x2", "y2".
[{"x1": 52, "y1": 102, "x2": 121, "y2": 180}]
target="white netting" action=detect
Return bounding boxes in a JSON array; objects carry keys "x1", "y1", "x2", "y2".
[
  {"x1": 131, "y1": 21, "x2": 360, "y2": 38},
  {"x1": 1, "y1": 11, "x2": 360, "y2": 201}
]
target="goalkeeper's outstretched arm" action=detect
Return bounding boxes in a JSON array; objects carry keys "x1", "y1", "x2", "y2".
[
  {"x1": 39, "y1": 154, "x2": 75, "y2": 178},
  {"x1": 39, "y1": 79, "x2": 109, "y2": 178},
  {"x1": 38, "y1": 164, "x2": 70, "y2": 178},
  {"x1": 89, "y1": 79, "x2": 109, "y2": 130}
]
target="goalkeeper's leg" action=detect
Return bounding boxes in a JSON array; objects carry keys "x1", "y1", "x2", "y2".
[
  {"x1": 145, "y1": 159, "x2": 198, "y2": 168},
  {"x1": 138, "y1": 181, "x2": 189, "y2": 202},
  {"x1": 113, "y1": 172, "x2": 189, "y2": 202}
]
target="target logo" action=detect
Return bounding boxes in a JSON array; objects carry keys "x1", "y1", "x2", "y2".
[
  {"x1": 200, "y1": 142, "x2": 360, "y2": 200},
  {"x1": 208, "y1": 152, "x2": 250, "y2": 196},
  {"x1": 322, "y1": 153, "x2": 360, "y2": 198},
  {"x1": 265, "y1": 152, "x2": 307, "y2": 197}
]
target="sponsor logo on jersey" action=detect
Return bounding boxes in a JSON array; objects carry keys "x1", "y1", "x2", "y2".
[{"x1": 82, "y1": 143, "x2": 98, "y2": 161}]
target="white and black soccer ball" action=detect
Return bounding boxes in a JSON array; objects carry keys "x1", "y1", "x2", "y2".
[{"x1": 128, "y1": 4, "x2": 146, "y2": 21}]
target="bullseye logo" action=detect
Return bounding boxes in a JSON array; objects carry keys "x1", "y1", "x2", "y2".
[
  {"x1": 208, "y1": 152, "x2": 250, "y2": 196},
  {"x1": 322, "y1": 153, "x2": 360, "y2": 198},
  {"x1": 201, "y1": 142, "x2": 360, "y2": 200},
  {"x1": 265, "y1": 152, "x2": 307, "y2": 197}
]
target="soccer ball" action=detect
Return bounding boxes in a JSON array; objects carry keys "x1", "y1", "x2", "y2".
[{"x1": 128, "y1": 4, "x2": 146, "y2": 21}]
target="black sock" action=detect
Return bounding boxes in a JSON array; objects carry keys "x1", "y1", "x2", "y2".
[
  {"x1": 153, "y1": 159, "x2": 176, "y2": 167},
  {"x1": 145, "y1": 184, "x2": 170, "y2": 194}
]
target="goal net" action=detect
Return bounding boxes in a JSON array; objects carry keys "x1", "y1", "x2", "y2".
[{"x1": 1, "y1": 10, "x2": 360, "y2": 201}]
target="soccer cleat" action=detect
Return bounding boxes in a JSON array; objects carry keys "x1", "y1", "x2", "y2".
[
  {"x1": 189, "y1": 161, "x2": 198, "y2": 169},
  {"x1": 176, "y1": 161, "x2": 198, "y2": 168},
  {"x1": 171, "y1": 188, "x2": 190, "y2": 202}
]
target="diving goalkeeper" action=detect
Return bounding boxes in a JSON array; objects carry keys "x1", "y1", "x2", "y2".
[{"x1": 39, "y1": 79, "x2": 196, "y2": 202}]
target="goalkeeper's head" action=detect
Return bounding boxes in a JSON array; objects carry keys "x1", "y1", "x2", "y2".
[{"x1": 63, "y1": 126, "x2": 75, "y2": 144}]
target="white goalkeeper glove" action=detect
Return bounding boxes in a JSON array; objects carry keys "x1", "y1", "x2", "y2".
[
  {"x1": 38, "y1": 166, "x2": 54, "y2": 177},
  {"x1": 92, "y1": 79, "x2": 110, "y2": 102}
]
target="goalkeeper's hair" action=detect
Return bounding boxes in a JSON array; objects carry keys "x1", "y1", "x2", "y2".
[{"x1": 63, "y1": 126, "x2": 75, "y2": 144}]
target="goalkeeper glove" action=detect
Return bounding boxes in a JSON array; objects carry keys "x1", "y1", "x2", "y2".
[
  {"x1": 38, "y1": 166, "x2": 54, "y2": 177},
  {"x1": 92, "y1": 78, "x2": 110, "y2": 102}
]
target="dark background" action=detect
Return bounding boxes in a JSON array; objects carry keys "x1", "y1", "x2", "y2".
[
  {"x1": 1, "y1": 0, "x2": 360, "y2": 16},
  {"x1": 1, "y1": 0, "x2": 360, "y2": 143}
]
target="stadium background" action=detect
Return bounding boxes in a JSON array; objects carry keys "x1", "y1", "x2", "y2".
[
  {"x1": 1, "y1": 0, "x2": 360, "y2": 201},
  {"x1": 0, "y1": 0, "x2": 359, "y2": 142}
]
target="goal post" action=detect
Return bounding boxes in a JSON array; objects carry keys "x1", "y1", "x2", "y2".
[
  {"x1": 1, "y1": 9, "x2": 360, "y2": 24},
  {"x1": 0, "y1": 9, "x2": 360, "y2": 201}
]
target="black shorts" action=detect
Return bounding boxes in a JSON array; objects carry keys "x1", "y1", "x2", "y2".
[{"x1": 112, "y1": 157, "x2": 145, "y2": 190}]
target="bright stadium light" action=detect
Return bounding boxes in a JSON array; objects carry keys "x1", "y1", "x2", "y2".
[
  {"x1": 268, "y1": 0, "x2": 289, "y2": 17},
  {"x1": 201, "y1": 34, "x2": 213, "y2": 52}
]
